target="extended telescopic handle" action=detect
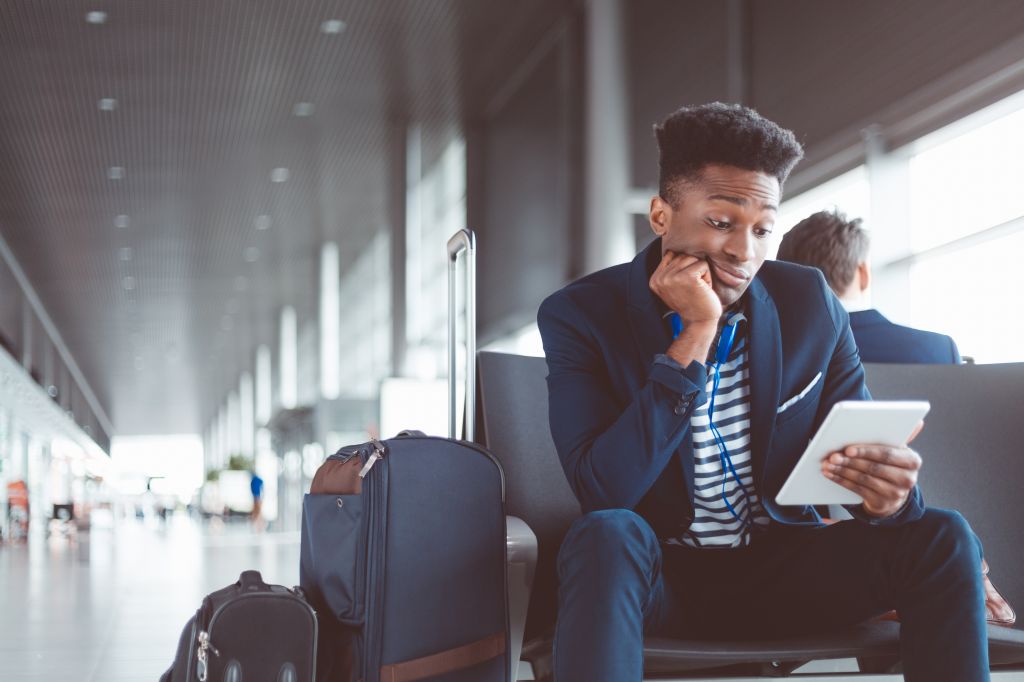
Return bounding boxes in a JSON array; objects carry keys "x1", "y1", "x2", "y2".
[{"x1": 447, "y1": 228, "x2": 476, "y2": 441}]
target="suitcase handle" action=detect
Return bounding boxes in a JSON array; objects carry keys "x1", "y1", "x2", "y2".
[
  {"x1": 238, "y1": 570, "x2": 267, "y2": 592},
  {"x1": 447, "y1": 228, "x2": 476, "y2": 441}
]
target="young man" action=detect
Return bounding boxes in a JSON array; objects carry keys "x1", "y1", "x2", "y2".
[
  {"x1": 537, "y1": 103, "x2": 987, "y2": 681},
  {"x1": 777, "y1": 209, "x2": 961, "y2": 364}
]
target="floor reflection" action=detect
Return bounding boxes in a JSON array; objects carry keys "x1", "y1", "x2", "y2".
[{"x1": 0, "y1": 513, "x2": 300, "y2": 681}]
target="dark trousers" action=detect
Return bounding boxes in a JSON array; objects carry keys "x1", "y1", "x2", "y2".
[{"x1": 554, "y1": 508, "x2": 988, "y2": 681}]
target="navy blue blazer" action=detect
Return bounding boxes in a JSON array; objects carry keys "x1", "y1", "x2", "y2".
[
  {"x1": 537, "y1": 239, "x2": 924, "y2": 539},
  {"x1": 849, "y1": 309, "x2": 961, "y2": 364}
]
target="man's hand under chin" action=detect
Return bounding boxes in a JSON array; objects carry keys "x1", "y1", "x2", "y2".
[
  {"x1": 649, "y1": 250, "x2": 722, "y2": 326},
  {"x1": 649, "y1": 250, "x2": 723, "y2": 367}
]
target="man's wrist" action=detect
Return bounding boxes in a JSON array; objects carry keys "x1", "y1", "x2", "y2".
[
  {"x1": 862, "y1": 494, "x2": 912, "y2": 521},
  {"x1": 666, "y1": 322, "x2": 716, "y2": 367}
]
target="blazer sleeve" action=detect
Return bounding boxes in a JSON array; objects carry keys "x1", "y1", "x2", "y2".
[
  {"x1": 537, "y1": 292, "x2": 707, "y2": 512},
  {"x1": 815, "y1": 279, "x2": 926, "y2": 526}
]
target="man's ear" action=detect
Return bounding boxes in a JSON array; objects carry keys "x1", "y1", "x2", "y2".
[
  {"x1": 858, "y1": 261, "x2": 871, "y2": 292},
  {"x1": 649, "y1": 195, "x2": 671, "y2": 237}
]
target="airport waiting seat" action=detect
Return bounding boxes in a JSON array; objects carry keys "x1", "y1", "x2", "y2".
[{"x1": 478, "y1": 351, "x2": 1024, "y2": 679}]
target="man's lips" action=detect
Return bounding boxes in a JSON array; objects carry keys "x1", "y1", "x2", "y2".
[{"x1": 709, "y1": 261, "x2": 751, "y2": 288}]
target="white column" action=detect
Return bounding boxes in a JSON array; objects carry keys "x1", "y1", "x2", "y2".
[
  {"x1": 320, "y1": 243, "x2": 341, "y2": 399},
  {"x1": 227, "y1": 391, "x2": 240, "y2": 462},
  {"x1": 279, "y1": 306, "x2": 298, "y2": 409},
  {"x1": 585, "y1": 0, "x2": 634, "y2": 273},
  {"x1": 405, "y1": 126, "x2": 423, "y2": 346},
  {"x1": 864, "y1": 127, "x2": 913, "y2": 322},
  {"x1": 216, "y1": 406, "x2": 227, "y2": 470},
  {"x1": 255, "y1": 345, "x2": 272, "y2": 425},
  {"x1": 239, "y1": 372, "x2": 254, "y2": 459}
]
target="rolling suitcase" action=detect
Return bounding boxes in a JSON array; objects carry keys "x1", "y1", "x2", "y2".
[{"x1": 301, "y1": 229, "x2": 510, "y2": 682}]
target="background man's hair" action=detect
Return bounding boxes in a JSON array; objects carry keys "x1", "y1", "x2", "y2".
[
  {"x1": 654, "y1": 102, "x2": 804, "y2": 205},
  {"x1": 776, "y1": 209, "x2": 870, "y2": 293}
]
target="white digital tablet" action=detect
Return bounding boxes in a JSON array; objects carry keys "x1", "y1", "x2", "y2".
[{"x1": 775, "y1": 400, "x2": 930, "y2": 506}]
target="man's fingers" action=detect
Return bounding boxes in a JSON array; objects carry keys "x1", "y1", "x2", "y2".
[
  {"x1": 842, "y1": 444, "x2": 922, "y2": 471},
  {"x1": 825, "y1": 453, "x2": 917, "y2": 488},
  {"x1": 825, "y1": 464, "x2": 900, "y2": 498},
  {"x1": 825, "y1": 466, "x2": 906, "y2": 510}
]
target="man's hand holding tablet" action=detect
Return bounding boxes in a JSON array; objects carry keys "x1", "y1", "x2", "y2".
[
  {"x1": 821, "y1": 420, "x2": 924, "y2": 518},
  {"x1": 775, "y1": 400, "x2": 930, "y2": 517}
]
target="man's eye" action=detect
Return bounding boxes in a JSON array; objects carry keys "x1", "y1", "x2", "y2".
[
  {"x1": 707, "y1": 219, "x2": 730, "y2": 229},
  {"x1": 754, "y1": 228, "x2": 773, "y2": 239}
]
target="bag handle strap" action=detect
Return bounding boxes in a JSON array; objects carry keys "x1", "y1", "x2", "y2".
[{"x1": 379, "y1": 632, "x2": 504, "y2": 682}]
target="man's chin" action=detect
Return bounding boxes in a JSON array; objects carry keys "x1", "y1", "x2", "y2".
[{"x1": 714, "y1": 285, "x2": 746, "y2": 310}]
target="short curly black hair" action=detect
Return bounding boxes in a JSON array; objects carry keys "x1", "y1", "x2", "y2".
[
  {"x1": 776, "y1": 209, "x2": 869, "y2": 292},
  {"x1": 654, "y1": 102, "x2": 804, "y2": 205}
]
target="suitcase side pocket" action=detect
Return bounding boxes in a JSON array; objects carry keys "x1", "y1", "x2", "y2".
[{"x1": 301, "y1": 493, "x2": 367, "y2": 625}]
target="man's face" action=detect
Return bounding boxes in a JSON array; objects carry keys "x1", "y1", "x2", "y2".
[{"x1": 649, "y1": 164, "x2": 780, "y2": 308}]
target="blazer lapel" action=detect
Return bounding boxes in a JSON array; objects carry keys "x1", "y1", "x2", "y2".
[
  {"x1": 626, "y1": 239, "x2": 672, "y2": 367},
  {"x1": 747, "y1": 276, "x2": 783, "y2": 485}
]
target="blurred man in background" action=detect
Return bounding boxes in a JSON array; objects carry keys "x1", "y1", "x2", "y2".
[{"x1": 777, "y1": 210, "x2": 961, "y2": 363}]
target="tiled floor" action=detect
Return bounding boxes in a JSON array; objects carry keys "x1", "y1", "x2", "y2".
[
  {"x1": 0, "y1": 514, "x2": 301, "y2": 681},
  {"x1": 2, "y1": 517, "x2": 1022, "y2": 681}
]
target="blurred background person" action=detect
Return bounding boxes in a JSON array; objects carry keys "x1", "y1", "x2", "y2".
[{"x1": 777, "y1": 210, "x2": 961, "y2": 364}]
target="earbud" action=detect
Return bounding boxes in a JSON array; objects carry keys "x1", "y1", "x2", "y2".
[{"x1": 716, "y1": 316, "x2": 738, "y2": 366}]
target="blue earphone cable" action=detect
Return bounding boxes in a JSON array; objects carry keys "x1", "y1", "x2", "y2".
[
  {"x1": 706, "y1": 359, "x2": 755, "y2": 527},
  {"x1": 670, "y1": 310, "x2": 755, "y2": 528}
]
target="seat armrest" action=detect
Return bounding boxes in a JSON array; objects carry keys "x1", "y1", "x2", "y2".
[{"x1": 507, "y1": 516, "x2": 538, "y2": 680}]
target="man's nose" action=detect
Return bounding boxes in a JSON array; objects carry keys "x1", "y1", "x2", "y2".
[{"x1": 724, "y1": 229, "x2": 755, "y2": 262}]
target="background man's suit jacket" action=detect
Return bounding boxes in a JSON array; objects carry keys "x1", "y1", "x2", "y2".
[
  {"x1": 849, "y1": 309, "x2": 961, "y2": 364},
  {"x1": 537, "y1": 239, "x2": 924, "y2": 539}
]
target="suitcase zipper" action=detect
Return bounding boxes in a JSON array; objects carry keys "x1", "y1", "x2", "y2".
[
  {"x1": 358, "y1": 439, "x2": 386, "y2": 478},
  {"x1": 361, "y1": 439, "x2": 388, "y2": 682},
  {"x1": 196, "y1": 630, "x2": 219, "y2": 682}
]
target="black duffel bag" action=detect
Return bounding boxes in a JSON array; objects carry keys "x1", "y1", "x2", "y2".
[{"x1": 160, "y1": 569, "x2": 317, "y2": 682}]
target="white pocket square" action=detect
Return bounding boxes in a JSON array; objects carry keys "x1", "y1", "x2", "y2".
[{"x1": 777, "y1": 371, "x2": 823, "y2": 414}]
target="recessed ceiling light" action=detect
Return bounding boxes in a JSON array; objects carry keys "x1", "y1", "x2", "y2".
[
  {"x1": 293, "y1": 102, "x2": 315, "y2": 117},
  {"x1": 119, "y1": 247, "x2": 132, "y2": 261},
  {"x1": 86, "y1": 11, "x2": 107, "y2": 25},
  {"x1": 108, "y1": 166, "x2": 125, "y2": 180},
  {"x1": 271, "y1": 167, "x2": 289, "y2": 183},
  {"x1": 122, "y1": 276, "x2": 136, "y2": 291},
  {"x1": 234, "y1": 276, "x2": 249, "y2": 292},
  {"x1": 255, "y1": 214, "x2": 272, "y2": 230},
  {"x1": 221, "y1": 315, "x2": 235, "y2": 331},
  {"x1": 115, "y1": 214, "x2": 130, "y2": 228},
  {"x1": 99, "y1": 98, "x2": 117, "y2": 111},
  {"x1": 134, "y1": 356, "x2": 144, "y2": 371},
  {"x1": 244, "y1": 246, "x2": 260, "y2": 262},
  {"x1": 320, "y1": 19, "x2": 346, "y2": 34}
]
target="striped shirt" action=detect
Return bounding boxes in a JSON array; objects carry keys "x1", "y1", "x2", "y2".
[{"x1": 673, "y1": 313, "x2": 770, "y2": 548}]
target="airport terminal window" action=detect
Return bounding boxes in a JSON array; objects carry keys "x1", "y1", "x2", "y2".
[
  {"x1": 773, "y1": 166, "x2": 871, "y2": 260},
  {"x1": 909, "y1": 102, "x2": 1024, "y2": 253},
  {"x1": 905, "y1": 94, "x2": 1024, "y2": 363}
]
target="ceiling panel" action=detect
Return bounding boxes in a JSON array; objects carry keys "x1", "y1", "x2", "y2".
[{"x1": 0, "y1": 0, "x2": 573, "y2": 436}]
